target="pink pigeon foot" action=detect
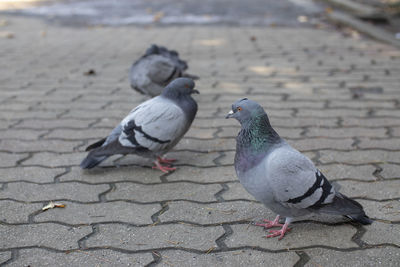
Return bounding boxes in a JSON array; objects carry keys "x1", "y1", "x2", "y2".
[
  {"x1": 153, "y1": 158, "x2": 176, "y2": 173},
  {"x1": 254, "y1": 215, "x2": 283, "y2": 229},
  {"x1": 266, "y1": 222, "x2": 291, "y2": 240},
  {"x1": 157, "y1": 156, "x2": 177, "y2": 164}
]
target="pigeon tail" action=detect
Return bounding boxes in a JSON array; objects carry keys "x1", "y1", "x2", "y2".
[
  {"x1": 346, "y1": 214, "x2": 373, "y2": 225},
  {"x1": 80, "y1": 152, "x2": 108, "y2": 169},
  {"x1": 311, "y1": 193, "x2": 373, "y2": 225},
  {"x1": 85, "y1": 138, "x2": 107, "y2": 151}
]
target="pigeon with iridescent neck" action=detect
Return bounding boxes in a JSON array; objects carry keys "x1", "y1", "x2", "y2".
[
  {"x1": 80, "y1": 78, "x2": 198, "y2": 173},
  {"x1": 226, "y1": 98, "x2": 372, "y2": 240}
]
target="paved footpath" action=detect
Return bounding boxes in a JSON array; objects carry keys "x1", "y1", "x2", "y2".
[{"x1": 0, "y1": 15, "x2": 399, "y2": 266}]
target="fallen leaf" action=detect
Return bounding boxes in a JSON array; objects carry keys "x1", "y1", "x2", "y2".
[
  {"x1": 0, "y1": 20, "x2": 8, "y2": 26},
  {"x1": 84, "y1": 69, "x2": 96, "y2": 76},
  {"x1": 42, "y1": 201, "x2": 66, "y2": 211},
  {"x1": 0, "y1": 31, "x2": 14, "y2": 38},
  {"x1": 153, "y1": 12, "x2": 164, "y2": 23},
  {"x1": 250, "y1": 36, "x2": 257, "y2": 41}
]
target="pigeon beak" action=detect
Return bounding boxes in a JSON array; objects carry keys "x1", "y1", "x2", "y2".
[
  {"x1": 191, "y1": 89, "x2": 200, "y2": 94},
  {"x1": 225, "y1": 110, "x2": 234, "y2": 119}
]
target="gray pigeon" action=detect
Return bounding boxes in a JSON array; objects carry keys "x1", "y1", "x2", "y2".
[
  {"x1": 226, "y1": 98, "x2": 372, "y2": 240},
  {"x1": 80, "y1": 78, "x2": 199, "y2": 172},
  {"x1": 130, "y1": 44, "x2": 198, "y2": 97}
]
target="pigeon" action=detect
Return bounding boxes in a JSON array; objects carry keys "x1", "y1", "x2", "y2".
[
  {"x1": 80, "y1": 77, "x2": 199, "y2": 172},
  {"x1": 130, "y1": 44, "x2": 198, "y2": 97},
  {"x1": 226, "y1": 98, "x2": 372, "y2": 240}
]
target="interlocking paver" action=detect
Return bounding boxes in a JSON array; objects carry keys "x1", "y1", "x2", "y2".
[
  {"x1": 1, "y1": 12, "x2": 399, "y2": 266},
  {"x1": 21, "y1": 152, "x2": 84, "y2": 167},
  {"x1": 107, "y1": 182, "x2": 222, "y2": 202},
  {"x1": 159, "y1": 250, "x2": 300, "y2": 266},
  {"x1": 0, "y1": 200, "x2": 42, "y2": 223},
  {"x1": 305, "y1": 247, "x2": 400, "y2": 267},
  {"x1": 362, "y1": 222, "x2": 400, "y2": 246},
  {"x1": 0, "y1": 166, "x2": 65, "y2": 183},
  {"x1": 0, "y1": 251, "x2": 11, "y2": 265},
  {"x1": 8, "y1": 249, "x2": 154, "y2": 267},
  {"x1": 160, "y1": 201, "x2": 265, "y2": 224},
  {"x1": 0, "y1": 224, "x2": 92, "y2": 250},
  {"x1": 86, "y1": 224, "x2": 225, "y2": 251},
  {"x1": 0, "y1": 182, "x2": 109, "y2": 202},
  {"x1": 225, "y1": 223, "x2": 358, "y2": 250},
  {"x1": 0, "y1": 153, "x2": 28, "y2": 167},
  {"x1": 35, "y1": 201, "x2": 159, "y2": 225},
  {"x1": 337, "y1": 180, "x2": 400, "y2": 200}
]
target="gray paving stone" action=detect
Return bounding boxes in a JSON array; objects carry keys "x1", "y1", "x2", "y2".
[
  {"x1": 305, "y1": 247, "x2": 400, "y2": 267},
  {"x1": 167, "y1": 166, "x2": 236, "y2": 183},
  {"x1": 0, "y1": 200, "x2": 42, "y2": 223},
  {"x1": 15, "y1": 118, "x2": 96, "y2": 129},
  {"x1": 0, "y1": 166, "x2": 65, "y2": 183},
  {"x1": 185, "y1": 127, "x2": 218, "y2": 139},
  {"x1": 319, "y1": 150, "x2": 399, "y2": 164},
  {"x1": 0, "y1": 182, "x2": 109, "y2": 202},
  {"x1": 358, "y1": 199, "x2": 400, "y2": 222},
  {"x1": 107, "y1": 182, "x2": 221, "y2": 202},
  {"x1": 0, "y1": 251, "x2": 11, "y2": 265},
  {"x1": 0, "y1": 224, "x2": 92, "y2": 250},
  {"x1": 35, "y1": 201, "x2": 159, "y2": 225},
  {"x1": 358, "y1": 138, "x2": 400, "y2": 150},
  {"x1": 362, "y1": 222, "x2": 400, "y2": 246},
  {"x1": 391, "y1": 126, "x2": 400, "y2": 137},
  {"x1": 0, "y1": 139, "x2": 83, "y2": 153},
  {"x1": 160, "y1": 201, "x2": 266, "y2": 224},
  {"x1": 46, "y1": 128, "x2": 111, "y2": 140},
  {"x1": 272, "y1": 117, "x2": 338, "y2": 127},
  {"x1": 86, "y1": 224, "x2": 224, "y2": 251},
  {"x1": 22, "y1": 152, "x2": 83, "y2": 167},
  {"x1": 379, "y1": 163, "x2": 400, "y2": 179},
  {"x1": 8, "y1": 248, "x2": 154, "y2": 267},
  {"x1": 318, "y1": 164, "x2": 377, "y2": 181},
  {"x1": 0, "y1": 129, "x2": 48, "y2": 140},
  {"x1": 159, "y1": 250, "x2": 299, "y2": 267},
  {"x1": 342, "y1": 118, "x2": 400, "y2": 127},
  {"x1": 297, "y1": 109, "x2": 367, "y2": 118},
  {"x1": 288, "y1": 138, "x2": 354, "y2": 151},
  {"x1": 225, "y1": 223, "x2": 357, "y2": 250},
  {"x1": 175, "y1": 138, "x2": 236, "y2": 152},
  {"x1": 217, "y1": 126, "x2": 303, "y2": 139},
  {"x1": 61, "y1": 166, "x2": 163, "y2": 183},
  {"x1": 307, "y1": 127, "x2": 387, "y2": 138},
  {"x1": 222, "y1": 183, "x2": 256, "y2": 201},
  {"x1": 0, "y1": 153, "x2": 28, "y2": 167},
  {"x1": 337, "y1": 180, "x2": 400, "y2": 200}
]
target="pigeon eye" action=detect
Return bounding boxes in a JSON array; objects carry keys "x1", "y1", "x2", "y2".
[{"x1": 237, "y1": 107, "x2": 242, "y2": 111}]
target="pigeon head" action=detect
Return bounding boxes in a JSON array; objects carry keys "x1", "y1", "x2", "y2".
[
  {"x1": 162, "y1": 78, "x2": 199, "y2": 98},
  {"x1": 145, "y1": 44, "x2": 160, "y2": 55},
  {"x1": 226, "y1": 98, "x2": 266, "y2": 124}
]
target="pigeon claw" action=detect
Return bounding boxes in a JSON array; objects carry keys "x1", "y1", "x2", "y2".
[
  {"x1": 265, "y1": 226, "x2": 291, "y2": 240},
  {"x1": 153, "y1": 158, "x2": 176, "y2": 173},
  {"x1": 157, "y1": 156, "x2": 177, "y2": 164},
  {"x1": 152, "y1": 164, "x2": 176, "y2": 173},
  {"x1": 255, "y1": 216, "x2": 283, "y2": 229}
]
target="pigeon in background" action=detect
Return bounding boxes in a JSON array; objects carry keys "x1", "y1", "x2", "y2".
[
  {"x1": 130, "y1": 44, "x2": 198, "y2": 97},
  {"x1": 226, "y1": 98, "x2": 372, "y2": 240},
  {"x1": 81, "y1": 78, "x2": 199, "y2": 173}
]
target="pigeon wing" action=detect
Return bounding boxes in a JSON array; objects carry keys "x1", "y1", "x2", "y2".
[
  {"x1": 266, "y1": 146, "x2": 336, "y2": 210},
  {"x1": 119, "y1": 97, "x2": 186, "y2": 152}
]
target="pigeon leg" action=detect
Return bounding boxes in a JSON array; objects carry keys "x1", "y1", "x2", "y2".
[
  {"x1": 266, "y1": 217, "x2": 292, "y2": 240},
  {"x1": 254, "y1": 215, "x2": 283, "y2": 228},
  {"x1": 157, "y1": 156, "x2": 177, "y2": 164},
  {"x1": 153, "y1": 158, "x2": 176, "y2": 173}
]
